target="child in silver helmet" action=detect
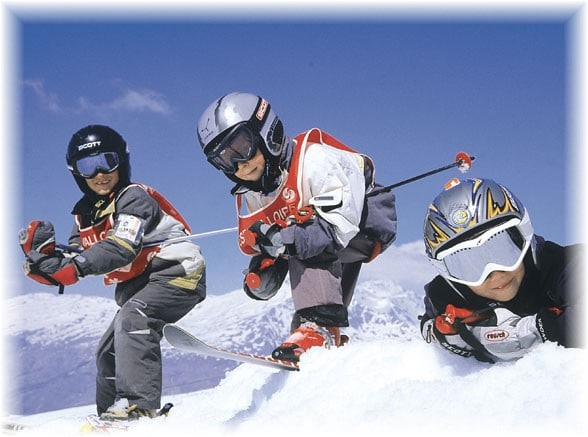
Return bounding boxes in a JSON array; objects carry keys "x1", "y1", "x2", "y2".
[{"x1": 419, "y1": 178, "x2": 583, "y2": 363}]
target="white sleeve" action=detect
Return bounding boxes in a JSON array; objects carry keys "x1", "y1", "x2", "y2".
[
  {"x1": 470, "y1": 308, "x2": 542, "y2": 361},
  {"x1": 301, "y1": 143, "x2": 366, "y2": 247}
]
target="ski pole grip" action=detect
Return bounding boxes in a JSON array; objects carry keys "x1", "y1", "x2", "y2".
[
  {"x1": 455, "y1": 152, "x2": 474, "y2": 173},
  {"x1": 245, "y1": 258, "x2": 276, "y2": 289},
  {"x1": 245, "y1": 272, "x2": 262, "y2": 289}
]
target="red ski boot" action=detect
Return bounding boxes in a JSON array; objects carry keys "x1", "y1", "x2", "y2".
[{"x1": 271, "y1": 322, "x2": 343, "y2": 363}]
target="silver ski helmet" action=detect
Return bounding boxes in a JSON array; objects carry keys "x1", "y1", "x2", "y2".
[
  {"x1": 197, "y1": 92, "x2": 285, "y2": 191},
  {"x1": 66, "y1": 125, "x2": 131, "y2": 196},
  {"x1": 423, "y1": 178, "x2": 536, "y2": 286}
]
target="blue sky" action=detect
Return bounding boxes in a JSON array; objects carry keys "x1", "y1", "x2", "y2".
[{"x1": 5, "y1": 3, "x2": 584, "y2": 298}]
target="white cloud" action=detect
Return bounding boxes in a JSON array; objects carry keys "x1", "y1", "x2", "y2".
[
  {"x1": 24, "y1": 79, "x2": 172, "y2": 115},
  {"x1": 22, "y1": 79, "x2": 61, "y2": 112},
  {"x1": 105, "y1": 88, "x2": 172, "y2": 114}
]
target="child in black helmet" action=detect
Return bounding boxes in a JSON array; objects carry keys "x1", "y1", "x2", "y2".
[
  {"x1": 419, "y1": 178, "x2": 583, "y2": 363},
  {"x1": 197, "y1": 92, "x2": 397, "y2": 363},
  {"x1": 20, "y1": 125, "x2": 206, "y2": 420}
]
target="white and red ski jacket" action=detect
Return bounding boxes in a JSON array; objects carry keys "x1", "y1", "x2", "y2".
[{"x1": 236, "y1": 128, "x2": 375, "y2": 257}]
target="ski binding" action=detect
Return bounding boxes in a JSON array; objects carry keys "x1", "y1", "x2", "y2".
[{"x1": 80, "y1": 402, "x2": 173, "y2": 433}]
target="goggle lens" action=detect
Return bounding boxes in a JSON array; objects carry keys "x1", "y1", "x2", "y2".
[
  {"x1": 207, "y1": 126, "x2": 258, "y2": 173},
  {"x1": 438, "y1": 226, "x2": 527, "y2": 286},
  {"x1": 74, "y1": 152, "x2": 120, "y2": 178}
]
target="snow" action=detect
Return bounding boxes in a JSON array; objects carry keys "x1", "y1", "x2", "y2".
[
  {"x1": 3, "y1": 242, "x2": 587, "y2": 436},
  {"x1": 5, "y1": 342, "x2": 586, "y2": 436}
]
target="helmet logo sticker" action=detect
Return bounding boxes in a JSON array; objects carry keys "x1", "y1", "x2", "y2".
[
  {"x1": 78, "y1": 140, "x2": 101, "y2": 151},
  {"x1": 256, "y1": 98, "x2": 269, "y2": 121},
  {"x1": 449, "y1": 207, "x2": 471, "y2": 227},
  {"x1": 199, "y1": 118, "x2": 213, "y2": 141},
  {"x1": 444, "y1": 178, "x2": 460, "y2": 190}
]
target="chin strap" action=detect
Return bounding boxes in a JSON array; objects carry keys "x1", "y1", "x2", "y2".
[{"x1": 260, "y1": 157, "x2": 281, "y2": 194}]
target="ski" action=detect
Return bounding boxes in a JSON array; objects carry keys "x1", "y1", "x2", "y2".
[
  {"x1": 81, "y1": 415, "x2": 131, "y2": 433},
  {"x1": 163, "y1": 324, "x2": 299, "y2": 371},
  {"x1": 80, "y1": 403, "x2": 173, "y2": 433}
]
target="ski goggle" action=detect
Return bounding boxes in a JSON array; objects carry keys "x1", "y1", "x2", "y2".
[
  {"x1": 432, "y1": 218, "x2": 531, "y2": 287},
  {"x1": 206, "y1": 125, "x2": 259, "y2": 173},
  {"x1": 72, "y1": 152, "x2": 120, "y2": 178}
]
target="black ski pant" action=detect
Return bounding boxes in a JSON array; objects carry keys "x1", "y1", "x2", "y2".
[{"x1": 95, "y1": 269, "x2": 205, "y2": 414}]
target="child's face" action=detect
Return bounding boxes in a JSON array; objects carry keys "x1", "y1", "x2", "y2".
[
  {"x1": 234, "y1": 149, "x2": 266, "y2": 182},
  {"x1": 469, "y1": 263, "x2": 525, "y2": 302},
  {"x1": 84, "y1": 169, "x2": 120, "y2": 196}
]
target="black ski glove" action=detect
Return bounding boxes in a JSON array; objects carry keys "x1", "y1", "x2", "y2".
[{"x1": 536, "y1": 307, "x2": 565, "y2": 344}]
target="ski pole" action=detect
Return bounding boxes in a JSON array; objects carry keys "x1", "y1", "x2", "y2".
[
  {"x1": 366, "y1": 151, "x2": 474, "y2": 198},
  {"x1": 147, "y1": 226, "x2": 238, "y2": 246},
  {"x1": 56, "y1": 226, "x2": 238, "y2": 253}
]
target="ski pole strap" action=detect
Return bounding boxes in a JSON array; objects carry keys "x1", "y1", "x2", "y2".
[
  {"x1": 41, "y1": 273, "x2": 65, "y2": 295},
  {"x1": 454, "y1": 321, "x2": 496, "y2": 364},
  {"x1": 29, "y1": 267, "x2": 66, "y2": 294}
]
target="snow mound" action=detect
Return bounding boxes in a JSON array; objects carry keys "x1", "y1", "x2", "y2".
[{"x1": 6, "y1": 340, "x2": 587, "y2": 437}]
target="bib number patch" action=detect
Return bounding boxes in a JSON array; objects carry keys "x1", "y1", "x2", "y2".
[{"x1": 113, "y1": 214, "x2": 144, "y2": 244}]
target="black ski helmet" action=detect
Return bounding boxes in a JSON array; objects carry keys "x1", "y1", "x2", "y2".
[
  {"x1": 197, "y1": 92, "x2": 286, "y2": 193},
  {"x1": 66, "y1": 125, "x2": 131, "y2": 196}
]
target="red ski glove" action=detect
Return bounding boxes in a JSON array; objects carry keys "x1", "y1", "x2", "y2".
[
  {"x1": 434, "y1": 304, "x2": 485, "y2": 335},
  {"x1": 23, "y1": 250, "x2": 79, "y2": 287},
  {"x1": 18, "y1": 220, "x2": 56, "y2": 255},
  {"x1": 421, "y1": 305, "x2": 497, "y2": 363}
]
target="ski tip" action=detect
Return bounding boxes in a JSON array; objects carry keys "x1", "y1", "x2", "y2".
[
  {"x1": 163, "y1": 323, "x2": 186, "y2": 339},
  {"x1": 79, "y1": 422, "x2": 94, "y2": 434},
  {"x1": 3, "y1": 421, "x2": 29, "y2": 434}
]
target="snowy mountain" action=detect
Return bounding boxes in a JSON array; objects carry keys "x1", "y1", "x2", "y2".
[{"x1": 3, "y1": 242, "x2": 587, "y2": 436}]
